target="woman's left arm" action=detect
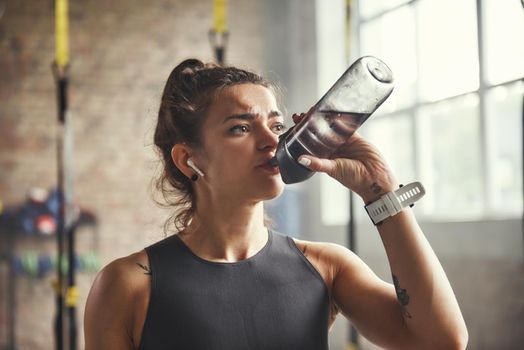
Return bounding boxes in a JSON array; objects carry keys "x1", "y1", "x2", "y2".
[{"x1": 299, "y1": 132, "x2": 468, "y2": 350}]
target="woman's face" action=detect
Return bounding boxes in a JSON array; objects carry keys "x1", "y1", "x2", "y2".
[{"x1": 195, "y1": 83, "x2": 286, "y2": 203}]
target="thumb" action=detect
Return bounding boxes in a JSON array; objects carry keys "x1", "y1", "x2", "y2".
[
  {"x1": 298, "y1": 155, "x2": 337, "y2": 174},
  {"x1": 298, "y1": 155, "x2": 363, "y2": 189},
  {"x1": 298, "y1": 154, "x2": 360, "y2": 176}
]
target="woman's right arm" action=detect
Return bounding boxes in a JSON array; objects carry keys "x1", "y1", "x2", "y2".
[{"x1": 84, "y1": 253, "x2": 149, "y2": 350}]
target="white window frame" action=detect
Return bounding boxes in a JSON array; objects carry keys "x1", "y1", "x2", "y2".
[{"x1": 354, "y1": 0, "x2": 523, "y2": 221}]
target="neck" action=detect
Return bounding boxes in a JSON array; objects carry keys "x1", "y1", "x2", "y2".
[{"x1": 180, "y1": 200, "x2": 269, "y2": 263}]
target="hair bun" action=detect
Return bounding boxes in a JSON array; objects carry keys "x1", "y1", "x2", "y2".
[{"x1": 174, "y1": 59, "x2": 205, "y2": 77}]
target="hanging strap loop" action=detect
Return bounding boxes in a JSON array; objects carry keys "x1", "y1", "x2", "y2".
[
  {"x1": 209, "y1": 0, "x2": 229, "y2": 65},
  {"x1": 208, "y1": 30, "x2": 229, "y2": 65}
]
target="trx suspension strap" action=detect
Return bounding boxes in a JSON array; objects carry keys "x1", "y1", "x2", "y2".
[
  {"x1": 345, "y1": 1, "x2": 360, "y2": 350},
  {"x1": 53, "y1": 1, "x2": 78, "y2": 349},
  {"x1": 209, "y1": 0, "x2": 229, "y2": 65}
]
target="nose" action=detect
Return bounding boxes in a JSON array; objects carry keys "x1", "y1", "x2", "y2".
[{"x1": 257, "y1": 124, "x2": 279, "y2": 151}]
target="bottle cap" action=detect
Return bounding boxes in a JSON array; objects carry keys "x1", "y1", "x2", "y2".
[
  {"x1": 274, "y1": 131, "x2": 314, "y2": 184},
  {"x1": 366, "y1": 57, "x2": 393, "y2": 83}
]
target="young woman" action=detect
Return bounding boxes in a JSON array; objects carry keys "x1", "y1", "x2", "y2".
[{"x1": 84, "y1": 59, "x2": 468, "y2": 350}]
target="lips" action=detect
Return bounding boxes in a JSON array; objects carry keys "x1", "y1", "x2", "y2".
[
  {"x1": 257, "y1": 158, "x2": 280, "y2": 174},
  {"x1": 256, "y1": 155, "x2": 277, "y2": 168}
]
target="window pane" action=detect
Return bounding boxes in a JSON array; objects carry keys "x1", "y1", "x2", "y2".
[
  {"x1": 362, "y1": 113, "x2": 415, "y2": 182},
  {"x1": 417, "y1": 0, "x2": 479, "y2": 101},
  {"x1": 486, "y1": 81, "x2": 524, "y2": 214},
  {"x1": 360, "y1": 6, "x2": 417, "y2": 112},
  {"x1": 418, "y1": 94, "x2": 483, "y2": 218},
  {"x1": 320, "y1": 174, "x2": 349, "y2": 226},
  {"x1": 483, "y1": 0, "x2": 524, "y2": 85},
  {"x1": 359, "y1": 0, "x2": 411, "y2": 20}
]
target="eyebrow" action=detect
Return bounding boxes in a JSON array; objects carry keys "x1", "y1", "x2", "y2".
[{"x1": 222, "y1": 111, "x2": 283, "y2": 124}]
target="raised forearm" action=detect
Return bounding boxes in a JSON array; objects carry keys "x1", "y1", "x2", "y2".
[
  {"x1": 296, "y1": 133, "x2": 468, "y2": 348},
  {"x1": 377, "y1": 209, "x2": 468, "y2": 349}
]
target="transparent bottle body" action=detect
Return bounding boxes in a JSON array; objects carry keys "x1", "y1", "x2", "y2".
[
  {"x1": 276, "y1": 56, "x2": 394, "y2": 184},
  {"x1": 287, "y1": 110, "x2": 370, "y2": 159}
]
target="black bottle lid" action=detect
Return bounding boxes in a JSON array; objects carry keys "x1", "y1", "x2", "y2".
[{"x1": 273, "y1": 131, "x2": 314, "y2": 184}]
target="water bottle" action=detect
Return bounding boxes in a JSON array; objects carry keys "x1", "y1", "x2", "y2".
[{"x1": 272, "y1": 56, "x2": 394, "y2": 184}]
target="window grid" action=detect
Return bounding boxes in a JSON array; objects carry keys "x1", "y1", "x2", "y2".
[{"x1": 355, "y1": 0, "x2": 523, "y2": 219}]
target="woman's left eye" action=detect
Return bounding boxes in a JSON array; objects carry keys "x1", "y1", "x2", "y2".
[{"x1": 271, "y1": 123, "x2": 287, "y2": 134}]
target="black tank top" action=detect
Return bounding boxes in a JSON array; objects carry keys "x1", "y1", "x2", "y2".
[{"x1": 139, "y1": 231, "x2": 329, "y2": 350}]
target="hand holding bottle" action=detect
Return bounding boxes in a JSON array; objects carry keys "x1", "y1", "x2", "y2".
[
  {"x1": 293, "y1": 111, "x2": 398, "y2": 203},
  {"x1": 274, "y1": 56, "x2": 394, "y2": 184}
]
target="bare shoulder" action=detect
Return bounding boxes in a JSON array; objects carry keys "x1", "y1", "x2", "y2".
[
  {"x1": 84, "y1": 250, "x2": 151, "y2": 350},
  {"x1": 89, "y1": 250, "x2": 150, "y2": 299},
  {"x1": 291, "y1": 238, "x2": 365, "y2": 288},
  {"x1": 291, "y1": 238, "x2": 377, "y2": 327},
  {"x1": 292, "y1": 238, "x2": 362, "y2": 268}
]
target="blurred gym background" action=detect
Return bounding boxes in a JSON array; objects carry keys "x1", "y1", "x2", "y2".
[{"x1": 0, "y1": 0, "x2": 523, "y2": 349}]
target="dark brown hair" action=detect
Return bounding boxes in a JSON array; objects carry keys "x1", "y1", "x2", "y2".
[{"x1": 154, "y1": 58, "x2": 276, "y2": 233}]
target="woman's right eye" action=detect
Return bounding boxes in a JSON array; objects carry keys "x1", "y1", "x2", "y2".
[{"x1": 229, "y1": 125, "x2": 250, "y2": 135}]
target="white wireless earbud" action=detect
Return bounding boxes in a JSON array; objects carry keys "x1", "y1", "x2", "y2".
[{"x1": 187, "y1": 158, "x2": 204, "y2": 177}]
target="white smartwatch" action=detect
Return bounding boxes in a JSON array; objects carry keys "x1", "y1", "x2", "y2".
[{"x1": 364, "y1": 182, "x2": 426, "y2": 225}]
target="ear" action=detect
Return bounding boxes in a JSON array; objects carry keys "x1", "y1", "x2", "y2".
[{"x1": 171, "y1": 144, "x2": 194, "y2": 179}]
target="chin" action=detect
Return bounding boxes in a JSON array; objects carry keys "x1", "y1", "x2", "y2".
[
  {"x1": 261, "y1": 179, "x2": 285, "y2": 200},
  {"x1": 249, "y1": 177, "x2": 285, "y2": 202}
]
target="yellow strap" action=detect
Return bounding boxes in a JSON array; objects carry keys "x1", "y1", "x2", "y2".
[
  {"x1": 55, "y1": 0, "x2": 69, "y2": 67},
  {"x1": 345, "y1": 0, "x2": 352, "y2": 63},
  {"x1": 66, "y1": 285, "x2": 79, "y2": 307},
  {"x1": 213, "y1": 0, "x2": 227, "y2": 33},
  {"x1": 346, "y1": 343, "x2": 359, "y2": 350}
]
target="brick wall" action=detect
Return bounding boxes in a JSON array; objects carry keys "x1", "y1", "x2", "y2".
[{"x1": 0, "y1": 0, "x2": 264, "y2": 348}]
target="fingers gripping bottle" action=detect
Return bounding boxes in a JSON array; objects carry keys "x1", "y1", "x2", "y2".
[{"x1": 272, "y1": 56, "x2": 394, "y2": 184}]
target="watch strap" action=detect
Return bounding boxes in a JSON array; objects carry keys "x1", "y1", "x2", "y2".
[{"x1": 365, "y1": 182, "x2": 425, "y2": 225}]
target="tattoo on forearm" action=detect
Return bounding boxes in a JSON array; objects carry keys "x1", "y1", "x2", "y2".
[
  {"x1": 371, "y1": 182, "x2": 383, "y2": 194},
  {"x1": 392, "y1": 274, "x2": 412, "y2": 318},
  {"x1": 136, "y1": 262, "x2": 152, "y2": 275}
]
